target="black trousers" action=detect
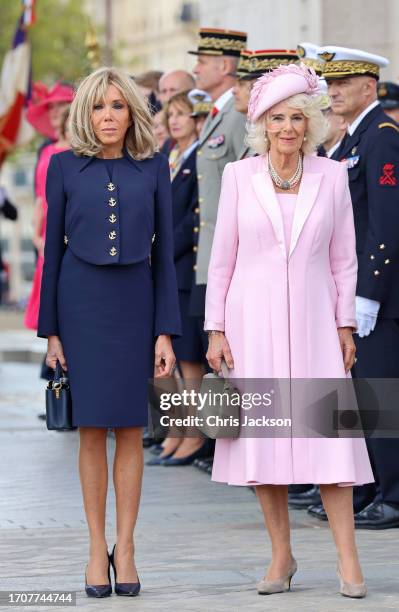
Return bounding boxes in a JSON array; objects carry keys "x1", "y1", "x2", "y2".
[{"x1": 352, "y1": 318, "x2": 399, "y2": 508}]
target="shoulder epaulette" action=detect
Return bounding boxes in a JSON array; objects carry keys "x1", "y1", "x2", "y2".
[{"x1": 378, "y1": 122, "x2": 399, "y2": 133}]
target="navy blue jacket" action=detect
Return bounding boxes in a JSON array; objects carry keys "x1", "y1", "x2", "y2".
[
  {"x1": 332, "y1": 105, "x2": 399, "y2": 317},
  {"x1": 38, "y1": 149, "x2": 181, "y2": 338},
  {"x1": 171, "y1": 147, "x2": 198, "y2": 291}
]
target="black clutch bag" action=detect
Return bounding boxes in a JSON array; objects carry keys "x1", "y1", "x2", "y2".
[{"x1": 46, "y1": 363, "x2": 74, "y2": 430}]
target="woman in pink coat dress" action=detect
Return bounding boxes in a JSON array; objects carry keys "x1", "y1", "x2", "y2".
[{"x1": 205, "y1": 64, "x2": 374, "y2": 599}]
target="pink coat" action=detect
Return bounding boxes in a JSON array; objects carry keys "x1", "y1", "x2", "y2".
[{"x1": 205, "y1": 153, "x2": 374, "y2": 486}]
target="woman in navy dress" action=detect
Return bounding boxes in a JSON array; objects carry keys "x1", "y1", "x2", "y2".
[{"x1": 38, "y1": 67, "x2": 181, "y2": 597}]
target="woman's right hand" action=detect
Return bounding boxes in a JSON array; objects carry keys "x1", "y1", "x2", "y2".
[
  {"x1": 206, "y1": 331, "x2": 234, "y2": 374},
  {"x1": 46, "y1": 335, "x2": 67, "y2": 370}
]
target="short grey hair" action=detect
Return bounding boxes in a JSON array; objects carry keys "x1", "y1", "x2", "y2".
[{"x1": 246, "y1": 93, "x2": 329, "y2": 155}]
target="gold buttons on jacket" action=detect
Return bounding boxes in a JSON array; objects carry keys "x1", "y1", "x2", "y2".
[
  {"x1": 198, "y1": 197, "x2": 204, "y2": 203},
  {"x1": 193, "y1": 246, "x2": 198, "y2": 252},
  {"x1": 107, "y1": 182, "x2": 116, "y2": 191},
  {"x1": 197, "y1": 149, "x2": 202, "y2": 156},
  {"x1": 109, "y1": 230, "x2": 116, "y2": 240},
  {"x1": 194, "y1": 227, "x2": 199, "y2": 233},
  {"x1": 194, "y1": 207, "x2": 199, "y2": 213},
  {"x1": 197, "y1": 174, "x2": 203, "y2": 180},
  {"x1": 193, "y1": 264, "x2": 197, "y2": 270},
  {"x1": 108, "y1": 197, "x2": 116, "y2": 207},
  {"x1": 374, "y1": 270, "x2": 380, "y2": 276},
  {"x1": 379, "y1": 243, "x2": 386, "y2": 250},
  {"x1": 64, "y1": 235, "x2": 68, "y2": 244},
  {"x1": 370, "y1": 255, "x2": 375, "y2": 260},
  {"x1": 200, "y1": 221, "x2": 205, "y2": 227},
  {"x1": 109, "y1": 247, "x2": 117, "y2": 256},
  {"x1": 385, "y1": 259, "x2": 390, "y2": 264},
  {"x1": 109, "y1": 214, "x2": 117, "y2": 223}
]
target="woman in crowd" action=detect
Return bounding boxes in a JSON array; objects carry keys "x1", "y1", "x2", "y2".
[
  {"x1": 149, "y1": 91, "x2": 209, "y2": 466},
  {"x1": 38, "y1": 67, "x2": 180, "y2": 597},
  {"x1": 205, "y1": 64, "x2": 373, "y2": 598},
  {"x1": 25, "y1": 109, "x2": 71, "y2": 330}
]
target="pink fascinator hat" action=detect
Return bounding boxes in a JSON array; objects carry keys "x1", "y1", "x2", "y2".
[{"x1": 248, "y1": 63, "x2": 320, "y2": 122}]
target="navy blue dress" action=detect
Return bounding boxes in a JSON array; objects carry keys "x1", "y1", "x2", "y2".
[{"x1": 38, "y1": 150, "x2": 181, "y2": 428}]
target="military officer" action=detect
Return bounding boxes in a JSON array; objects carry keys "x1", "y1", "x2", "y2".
[
  {"x1": 232, "y1": 48, "x2": 299, "y2": 159},
  {"x1": 187, "y1": 27, "x2": 248, "y2": 325},
  {"x1": 378, "y1": 81, "x2": 399, "y2": 123},
  {"x1": 296, "y1": 41, "x2": 325, "y2": 75},
  {"x1": 307, "y1": 46, "x2": 399, "y2": 529}
]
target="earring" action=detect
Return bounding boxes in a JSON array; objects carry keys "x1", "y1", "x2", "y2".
[{"x1": 303, "y1": 135, "x2": 307, "y2": 141}]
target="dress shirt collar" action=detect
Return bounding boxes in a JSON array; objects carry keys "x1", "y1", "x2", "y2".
[
  {"x1": 213, "y1": 88, "x2": 233, "y2": 113},
  {"x1": 327, "y1": 140, "x2": 342, "y2": 158},
  {"x1": 181, "y1": 139, "x2": 198, "y2": 161},
  {"x1": 347, "y1": 100, "x2": 380, "y2": 136}
]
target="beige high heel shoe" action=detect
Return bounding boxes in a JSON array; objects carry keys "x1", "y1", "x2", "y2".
[
  {"x1": 337, "y1": 565, "x2": 367, "y2": 598},
  {"x1": 257, "y1": 557, "x2": 297, "y2": 595}
]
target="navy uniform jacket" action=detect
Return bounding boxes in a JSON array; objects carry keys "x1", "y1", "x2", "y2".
[
  {"x1": 331, "y1": 105, "x2": 399, "y2": 317},
  {"x1": 38, "y1": 149, "x2": 181, "y2": 339},
  {"x1": 171, "y1": 146, "x2": 198, "y2": 291}
]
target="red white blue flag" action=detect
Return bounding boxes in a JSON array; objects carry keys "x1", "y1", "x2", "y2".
[{"x1": 0, "y1": 1, "x2": 36, "y2": 165}]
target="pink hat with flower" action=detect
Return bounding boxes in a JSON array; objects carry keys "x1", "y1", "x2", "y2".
[
  {"x1": 26, "y1": 82, "x2": 74, "y2": 139},
  {"x1": 248, "y1": 63, "x2": 320, "y2": 122}
]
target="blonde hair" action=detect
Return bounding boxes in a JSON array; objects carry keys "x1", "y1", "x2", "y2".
[
  {"x1": 246, "y1": 93, "x2": 329, "y2": 156},
  {"x1": 69, "y1": 66, "x2": 157, "y2": 160}
]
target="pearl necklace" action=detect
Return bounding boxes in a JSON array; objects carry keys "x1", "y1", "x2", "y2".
[{"x1": 268, "y1": 154, "x2": 303, "y2": 190}]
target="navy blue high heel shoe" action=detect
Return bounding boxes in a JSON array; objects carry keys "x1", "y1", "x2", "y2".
[
  {"x1": 161, "y1": 441, "x2": 212, "y2": 466},
  {"x1": 109, "y1": 544, "x2": 141, "y2": 596},
  {"x1": 85, "y1": 557, "x2": 112, "y2": 598}
]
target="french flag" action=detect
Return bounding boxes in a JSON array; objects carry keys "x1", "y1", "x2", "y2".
[{"x1": 0, "y1": 1, "x2": 36, "y2": 166}]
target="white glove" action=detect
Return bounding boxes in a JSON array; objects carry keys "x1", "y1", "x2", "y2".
[{"x1": 355, "y1": 296, "x2": 380, "y2": 338}]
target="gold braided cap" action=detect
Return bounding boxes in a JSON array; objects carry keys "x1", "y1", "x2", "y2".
[{"x1": 322, "y1": 60, "x2": 380, "y2": 79}]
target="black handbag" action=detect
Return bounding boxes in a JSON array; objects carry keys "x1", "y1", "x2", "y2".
[{"x1": 45, "y1": 362, "x2": 74, "y2": 430}]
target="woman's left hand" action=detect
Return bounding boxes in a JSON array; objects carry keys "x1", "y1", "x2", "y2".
[
  {"x1": 338, "y1": 327, "x2": 356, "y2": 373},
  {"x1": 154, "y1": 335, "x2": 176, "y2": 378}
]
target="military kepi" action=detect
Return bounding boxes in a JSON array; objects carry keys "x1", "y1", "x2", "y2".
[
  {"x1": 319, "y1": 46, "x2": 389, "y2": 80},
  {"x1": 188, "y1": 27, "x2": 247, "y2": 57}
]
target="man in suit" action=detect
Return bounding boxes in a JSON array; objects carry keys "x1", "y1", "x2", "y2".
[
  {"x1": 0, "y1": 187, "x2": 18, "y2": 303},
  {"x1": 187, "y1": 27, "x2": 247, "y2": 324},
  {"x1": 232, "y1": 48, "x2": 298, "y2": 160},
  {"x1": 378, "y1": 81, "x2": 399, "y2": 124},
  {"x1": 307, "y1": 46, "x2": 399, "y2": 529}
]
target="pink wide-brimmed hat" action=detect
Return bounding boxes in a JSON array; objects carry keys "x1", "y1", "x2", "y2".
[
  {"x1": 247, "y1": 63, "x2": 320, "y2": 122},
  {"x1": 26, "y1": 82, "x2": 74, "y2": 139}
]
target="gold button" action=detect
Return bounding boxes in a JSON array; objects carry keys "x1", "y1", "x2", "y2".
[
  {"x1": 194, "y1": 227, "x2": 199, "y2": 233},
  {"x1": 109, "y1": 230, "x2": 116, "y2": 240},
  {"x1": 197, "y1": 174, "x2": 203, "y2": 180},
  {"x1": 109, "y1": 214, "x2": 117, "y2": 223},
  {"x1": 193, "y1": 246, "x2": 198, "y2": 252},
  {"x1": 211, "y1": 154, "x2": 216, "y2": 159},
  {"x1": 107, "y1": 182, "x2": 115, "y2": 191},
  {"x1": 385, "y1": 259, "x2": 390, "y2": 264},
  {"x1": 193, "y1": 264, "x2": 197, "y2": 270},
  {"x1": 64, "y1": 235, "x2": 68, "y2": 244},
  {"x1": 194, "y1": 207, "x2": 199, "y2": 213},
  {"x1": 108, "y1": 197, "x2": 117, "y2": 207},
  {"x1": 370, "y1": 255, "x2": 375, "y2": 260},
  {"x1": 197, "y1": 149, "x2": 202, "y2": 156},
  {"x1": 379, "y1": 243, "x2": 385, "y2": 250},
  {"x1": 109, "y1": 247, "x2": 117, "y2": 256},
  {"x1": 199, "y1": 197, "x2": 204, "y2": 203},
  {"x1": 374, "y1": 270, "x2": 380, "y2": 276},
  {"x1": 200, "y1": 221, "x2": 205, "y2": 227}
]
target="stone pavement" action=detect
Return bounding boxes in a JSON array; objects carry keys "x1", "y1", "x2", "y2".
[{"x1": 0, "y1": 358, "x2": 398, "y2": 612}]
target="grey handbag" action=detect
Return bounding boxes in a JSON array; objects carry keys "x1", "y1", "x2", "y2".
[{"x1": 197, "y1": 360, "x2": 240, "y2": 439}]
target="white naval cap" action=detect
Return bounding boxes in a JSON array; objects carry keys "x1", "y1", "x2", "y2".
[
  {"x1": 318, "y1": 46, "x2": 389, "y2": 80},
  {"x1": 297, "y1": 42, "x2": 325, "y2": 75}
]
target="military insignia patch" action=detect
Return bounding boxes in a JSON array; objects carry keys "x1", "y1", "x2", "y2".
[
  {"x1": 208, "y1": 134, "x2": 225, "y2": 148},
  {"x1": 379, "y1": 163, "x2": 397, "y2": 186},
  {"x1": 318, "y1": 51, "x2": 335, "y2": 62},
  {"x1": 345, "y1": 155, "x2": 360, "y2": 169}
]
